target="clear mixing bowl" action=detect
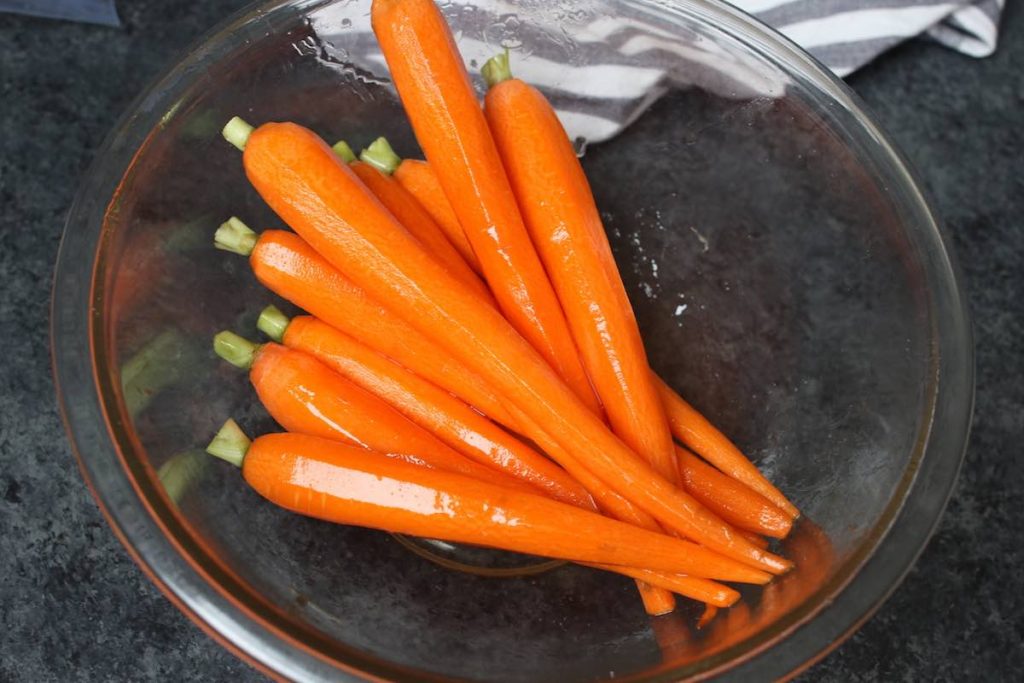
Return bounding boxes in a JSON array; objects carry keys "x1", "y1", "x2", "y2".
[{"x1": 52, "y1": 0, "x2": 973, "y2": 680}]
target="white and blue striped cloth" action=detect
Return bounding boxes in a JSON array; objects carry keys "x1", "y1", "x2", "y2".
[
  {"x1": 744, "y1": 0, "x2": 1004, "y2": 75},
  {"x1": 315, "y1": 0, "x2": 1005, "y2": 142},
  {"x1": 7, "y1": 0, "x2": 1004, "y2": 142},
  {"x1": 6, "y1": 0, "x2": 1003, "y2": 72}
]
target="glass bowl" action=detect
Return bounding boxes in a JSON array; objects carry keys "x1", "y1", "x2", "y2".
[{"x1": 51, "y1": 0, "x2": 973, "y2": 680}]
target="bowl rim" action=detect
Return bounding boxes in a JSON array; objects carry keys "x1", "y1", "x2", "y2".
[{"x1": 51, "y1": 0, "x2": 974, "y2": 680}]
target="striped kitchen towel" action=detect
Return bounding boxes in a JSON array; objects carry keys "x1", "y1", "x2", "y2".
[
  {"x1": 312, "y1": 0, "x2": 1004, "y2": 143},
  {"x1": 6, "y1": 1, "x2": 1000, "y2": 142},
  {"x1": 747, "y1": 0, "x2": 1005, "y2": 76}
]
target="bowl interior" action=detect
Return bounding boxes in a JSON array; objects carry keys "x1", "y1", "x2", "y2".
[{"x1": 81, "y1": 0, "x2": 950, "y2": 679}]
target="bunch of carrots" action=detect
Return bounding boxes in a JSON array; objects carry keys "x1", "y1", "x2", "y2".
[{"x1": 205, "y1": 0, "x2": 799, "y2": 622}]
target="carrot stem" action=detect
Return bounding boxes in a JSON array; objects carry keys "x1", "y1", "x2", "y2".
[
  {"x1": 213, "y1": 331, "x2": 259, "y2": 369},
  {"x1": 206, "y1": 418, "x2": 250, "y2": 467},
  {"x1": 222, "y1": 116, "x2": 254, "y2": 151},
  {"x1": 157, "y1": 450, "x2": 208, "y2": 504},
  {"x1": 213, "y1": 216, "x2": 257, "y2": 256},
  {"x1": 331, "y1": 140, "x2": 357, "y2": 163},
  {"x1": 257, "y1": 304, "x2": 290, "y2": 343},
  {"x1": 480, "y1": 49, "x2": 511, "y2": 88},
  {"x1": 360, "y1": 137, "x2": 402, "y2": 175}
]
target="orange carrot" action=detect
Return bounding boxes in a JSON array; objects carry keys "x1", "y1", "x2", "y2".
[
  {"x1": 259, "y1": 310, "x2": 751, "y2": 610},
  {"x1": 482, "y1": 52, "x2": 678, "y2": 485},
  {"x1": 360, "y1": 137, "x2": 483, "y2": 274},
  {"x1": 655, "y1": 375, "x2": 800, "y2": 519},
  {"x1": 697, "y1": 604, "x2": 719, "y2": 630},
  {"x1": 592, "y1": 568, "x2": 737, "y2": 608},
  {"x1": 250, "y1": 314, "x2": 743, "y2": 605},
  {"x1": 214, "y1": 221, "x2": 519, "y2": 429},
  {"x1": 225, "y1": 120, "x2": 790, "y2": 575},
  {"x1": 676, "y1": 446, "x2": 792, "y2": 538},
  {"x1": 503, "y1": 403, "x2": 698, "y2": 613},
  {"x1": 259, "y1": 308, "x2": 592, "y2": 508},
  {"x1": 212, "y1": 333, "x2": 531, "y2": 491},
  {"x1": 740, "y1": 531, "x2": 771, "y2": 550},
  {"x1": 207, "y1": 424, "x2": 771, "y2": 581},
  {"x1": 332, "y1": 141, "x2": 491, "y2": 303},
  {"x1": 369, "y1": 0, "x2": 601, "y2": 416}
]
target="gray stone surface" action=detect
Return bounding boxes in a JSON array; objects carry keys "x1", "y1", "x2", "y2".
[{"x1": 0, "y1": 1, "x2": 1021, "y2": 680}]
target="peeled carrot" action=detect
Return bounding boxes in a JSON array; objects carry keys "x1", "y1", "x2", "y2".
[
  {"x1": 593, "y1": 567, "x2": 737, "y2": 609},
  {"x1": 224, "y1": 120, "x2": 790, "y2": 574},
  {"x1": 655, "y1": 375, "x2": 800, "y2": 519},
  {"x1": 258, "y1": 307, "x2": 592, "y2": 508},
  {"x1": 361, "y1": 47, "x2": 795, "y2": 526},
  {"x1": 360, "y1": 137, "x2": 483, "y2": 275},
  {"x1": 369, "y1": 0, "x2": 601, "y2": 416},
  {"x1": 676, "y1": 446, "x2": 792, "y2": 538},
  {"x1": 253, "y1": 313, "x2": 747, "y2": 604},
  {"x1": 207, "y1": 424, "x2": 771, "y2": 581},
  {"x1": 261, "y1": 312, "x2": 758, "y2": 609},
  {"x1": 482, "y1": 52, "x2": 678, "y2": 486},
  {"x1": 697, "y1": 605, "x2": 719, "y2": 630},
  {"x1": 505, "y1": 403, "x2": 687, "y2": 613},
  {"x1": 330, "y1": 140, "x2": 491, "y2": 302},
  {"x1": 740, "y1": 531, "x2": 771, "y2": 550},
  {"x1": 211, "y1": 333, "x2": 532, "y2": 492},
  {"x1": 214, "y1": 221, "x2": 519, "y2": 429}
]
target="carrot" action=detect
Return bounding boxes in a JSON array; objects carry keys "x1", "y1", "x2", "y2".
[
  {"x1": 224, "y1": 120, "x2": 790, "y2": 575},
  {"x1": 655, "y1": 375, "x2": 800, "y2": 519},
  {"x1": 258, "y1": 310, "x2": 751, "y2": 610},
  {"x1": 676, "y1": 446, "x2": 792, "y2": 538},
  {"x1": 207, "y1": 422, "x2": 772, "y2": 581},
  {"x1": 697, "y1": 604, "x2": 719, "y2": 630},
  {"x1": 591, "y1": 568, "x2": 737, "y2": 608},
  {"x1": 360, "y1": 137, "x2": 483, "y2": 275},
  {"x1": 353, "y1": 144, "x2": 692, "y2": 612},
  {"x1": 214, "y1": 220, "x2": 518, "y2": 429},
  {"x1": 249, "y1": 315, "x2": 745, "y2": 605},
  {"x1": 258, "y1": 307, "x2": 592, "y2": 508},
  {"x1": 368, "y1": 0, "x2": 601, "y2": 416},
  {"x1": 212, "y1": 332, "x2": 532, "y2": 491},
  {"x1": 330, "y1": 139, "x2": 491, "y2": 302},
  {"x1": 740, "y1": 531, "x2": 770, "y2": 550},
  {"x1": 482, "y1": 51, "x2": 678, "y2": 484}
]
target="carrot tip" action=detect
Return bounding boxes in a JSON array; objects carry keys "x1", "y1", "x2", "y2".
[
  {"x1": 206, "y1": 418, "x2": 250, "y2": 467},
  {"x1": 359, "y1": 137, "x2": 401, "y2": 175},
  {"x1": 332, "y1": 140, "x2": 357, "y2": 163},
  {"x1": 257, "y1": 305, "x2": 290, "y2": 343},
  {"x1": 214, "y1": 216, "x2": 257, "y2": 256},
  {"x1": 213, "y1": 331, "x2": 259, "y2": 370},
  {"x1": 481, "y1": 48, "x2": 512, "y2": 89},
  {"x1": 222, "y1": 116, "x2": 254, "y2": 151},
  {"x1": 697, "y1": 605, "x2": 718, "y2": 629}
]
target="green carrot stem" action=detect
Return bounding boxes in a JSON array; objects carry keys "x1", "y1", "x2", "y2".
[
  {"x1": 214, "y1": 216, "x2": 257, "y2": 256},
  {"x1": 222, "y1": 116, "x2": 254, "y2": 151},
  {"x1": 481, "y1": 49, "x2": 512, "y2": 89},
  {"x1": 257, "y1": 305, "x2": 291, "y2": 343},
  {"x1": 359, "y1": 137, "x2": 401, "y2": 175},
  {"x1": 213, "y1": 331, "x2": 260, "y2": 369},
  {"x1": 332, "y1": 140, "x2": 357, "y2": 163},
  {"x1": 121, "y1": 330, "x2": 189, "y2": 417},
  {"x1": 206, "y1": 419, "x2": 250, "y2": 468},
  {"x1": 157, "y1": 450, "x2": 208, "y2": 503}
]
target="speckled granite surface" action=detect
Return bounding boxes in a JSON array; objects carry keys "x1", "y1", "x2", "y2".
[{"x1": 1, "y1": 1, "x2": 1022, "y2": 680}]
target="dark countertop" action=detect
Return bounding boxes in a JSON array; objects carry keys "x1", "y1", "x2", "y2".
[{"x1": 1, "y1": 2, "x2": 1021, "y2": 680}]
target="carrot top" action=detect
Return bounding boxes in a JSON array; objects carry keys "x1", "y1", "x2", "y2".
[{"x1": 360, "y1": 137, "x2": 402, "y2": 175}]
